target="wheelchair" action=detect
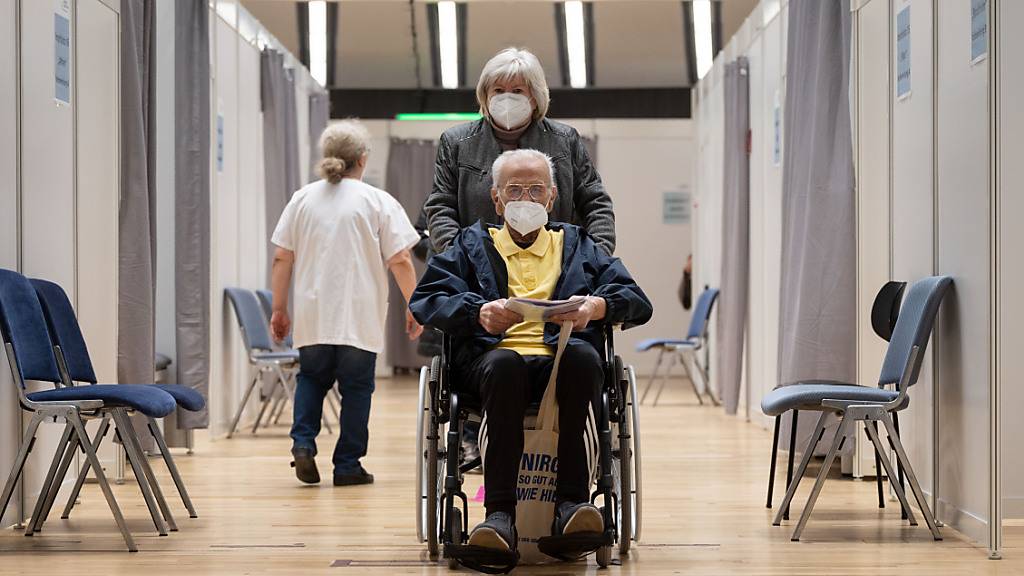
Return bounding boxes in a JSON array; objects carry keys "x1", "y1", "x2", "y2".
[{"x1": 416, "y1": 324, "x2": 643, "y2": 572}]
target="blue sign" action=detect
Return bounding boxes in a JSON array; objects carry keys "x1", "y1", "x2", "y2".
[
  {"x1": 971, "y1": 0, "x2": 987, "y2": 63},
  {"x1": 216, "y1": 114, "x2": 224, "y2": 173},
  {"x1": 896, "y1": 6, "x2": 911, "y2": 99},
  {"x1": 54, "y1": 12, "x2": 70, "y2": 104},
  {"x1": 772, "y1": 92, "x2": 781, "y2": 167}
]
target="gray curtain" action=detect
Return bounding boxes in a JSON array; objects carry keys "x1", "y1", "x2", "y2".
[
  {"x1": 262, "y1": 49, "x2": 289, "y2": 283},
  {"x1": 778, "y1": 0, "x2": 855, "y2": 447},
  {"x1": 120, "y1": 0, "x2": 157, "y2": 443},
  {"x1": 385, "y1": 138, "x2": 437, "y2": 369},
  {"x1": 308, "y1": 92, "x2": 330, "y2": 181},
  {"x1": 174, "y1": 0, "x2": 210, "y2": 429},
  {"x1": 283, "y1": 68, "x2": 301, "y2": 196},
  {"x1": 717, "y1": 57, "x2": 750, "y2": 415}
]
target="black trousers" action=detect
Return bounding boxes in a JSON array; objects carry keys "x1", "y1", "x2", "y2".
[{"x1": 458, "y1": 343, "x2": 603, "y2": 518}]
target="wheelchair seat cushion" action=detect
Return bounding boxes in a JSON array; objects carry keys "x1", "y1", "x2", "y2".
[
  {"x1": 635, "y1": 337, "x2": 697, "y2": 352},
  {"x1": 28, "y1": 384, "x2": 177, "y2": 418},
  {"x1": 760, "y1": 382, "x2": 906, "y2": 417}
]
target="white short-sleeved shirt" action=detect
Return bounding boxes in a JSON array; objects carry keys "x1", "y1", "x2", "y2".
[{"x1": 271, "y1": 178, "x2": 419, "y2": 352}]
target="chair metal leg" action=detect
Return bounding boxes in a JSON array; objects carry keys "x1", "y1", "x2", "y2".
[
  {"x1": 228, "y1": 372, "x2": 261, "y2": 438},
  {"x1": 640, "y1": 349, "x2": 665, "y2": 405},
  {"x1": 111, "y1": 411, "x2": 170, "y2": 535},
  {"x1": 679, "y1": 351, "x2": 704, "y2": 406},
  {"x1": 0, "y1": 413, "x2": 44, "y2": 523},
  {"x1": 864, "y1": 417, "x2": 918, "y2": 527},
  {"x1": 881, "y1": 414, "x2": 942, "y2": 540},
  {"x1": 268, "y1": 388, "x2": 287, "y2": 425},
  {"x1": 251, "y1": 373, "x2": 278, "y2": 435},
  {"x1": 61, "y1": 415, "x2": 112, "y2": 519},
  {"x1": 784, "y1": 410, "x2": 800, "y2": 520},
  {"x1": 653, "y1": 352, "x2": 677, "y2": 407},
  {"x1": 25, "y1": 422, "x2": 74, "y2": 536},
  {"x1": 120, "y1": 411, "x2": 177, "y2": 532},
  {"x1": 30, "y1": 424, "x2": 81, "y2": 533},
  {"x1": 66, "y1": 411, "x2": 138, "y2": 552},
  {"x1": 767, "y1": 414, "x2": 781, "y2": 508},
  {"x1": 791, "y1": 415, "x2": 850, "y2": 541},
  {"x1": 871, "y1": 422, "x2": 885, "y2": 508},
  {"x1": 147, "y1": 417, "x2": 198, "y2": 518},
  {"x1": 773, "y1": 411, "x2": 827, "y2": 526},
  {"x1": 892, "y1": 412, "x2": 908, "y2": 520}
]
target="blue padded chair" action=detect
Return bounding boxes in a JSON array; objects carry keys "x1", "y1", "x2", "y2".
[
  {"x1": 224, "y1": 288, "x2": 336, "y2": 437},
  {"x1": 0, "y1": 269, "x2": 177, "y2": 551},
  {"x1": 635, "y1": 287, "x2": 719, "y2": 406},
  {"x1": 31, "y1": 278, "x2": 202, "y2": 523},
  {"x1": 254, "y1": 289, "x2": 341, "y2": 427},
  {"x1": 762, "y1": 276, "x2": 951, "y2": 542}
]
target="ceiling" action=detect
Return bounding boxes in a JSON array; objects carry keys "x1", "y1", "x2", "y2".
[{"x1": 240, "y1": 0, "x2": 758, "y2": 90}]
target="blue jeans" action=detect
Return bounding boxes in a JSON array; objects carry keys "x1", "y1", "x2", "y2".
[{"x1": 290, "y1": 344, "x2": 377, "y2": 476}]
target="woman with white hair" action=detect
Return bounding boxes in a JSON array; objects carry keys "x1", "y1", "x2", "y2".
[
  {"x1": 270, "y1": 119, "x2": 422, "y2": 487},
  {"x1": 424, "y1": 47, "x2": 616, "y2": 257}
]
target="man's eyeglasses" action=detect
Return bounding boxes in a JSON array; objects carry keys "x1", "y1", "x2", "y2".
[{"x1": 502, "y1": 183, "x2": 549, "y2": 201}]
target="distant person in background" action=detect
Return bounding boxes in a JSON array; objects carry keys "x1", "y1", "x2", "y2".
[
  {"x1": 271, "y1": 120, "x2": 422, "y2": 486},
  {"x1": 424, "y1": 47, "x2": 618, "y2": 468},
  {"x1": 679, "y1": 254, "x2": 692, "y2": 310}
]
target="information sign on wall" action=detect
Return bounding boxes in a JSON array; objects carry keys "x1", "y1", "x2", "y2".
[
  {"x1": 216, "y1": 114, "x2": 224, "y2": 173},
  {"x1": 54, "y1": 0, "x2": 71, "y2": 105},
  {"x1": 663, "y1": 189, "x2": 691, "y2": 225},
  {"x1": 772, "y1": 89, "x2": 781, "y2": 167},
  {"x1": 896, "y1": 6, "x2": 911, "y2": 100},
  {"x1": 971, "y1": 0, "x2": 987, "y2": 64}
]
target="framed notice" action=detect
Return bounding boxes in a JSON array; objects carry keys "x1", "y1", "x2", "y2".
[
  {"x1": 54, "y1": 0, "x2": 71, "y2": 105},
  {"x1": 896, "y1": 6, "x2": 911, "y2": 100},
  {"x1": 971, "y1": 0, "x2": 987, "y2": 64},
  {"x1": 663, "y1": 189, "x2": 691, "y2": 225}
]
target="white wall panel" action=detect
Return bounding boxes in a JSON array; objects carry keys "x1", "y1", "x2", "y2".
[
  {"x1": 934, "y1": 0, "x2": 991, "y2": 543},
  {"x1": 745, "y1": 32, "x2": 765, "y2": 420},
  {"x1": 890, "y1": 0, "x2": 936, "y2": 492}
]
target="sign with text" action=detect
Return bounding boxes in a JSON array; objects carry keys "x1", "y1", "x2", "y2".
[
  {"x1": 896, "y1": 6, "x2": 911, "y2": 100},
  {"x1": 971, "y1": 0, "x2": 987, "y2": 64},
  {"x1": 54, "y1": 0, "x2": 71, "y2": 104},
  {"x1": 663, "y1": 189, "x2": 691, "y2": 224}
]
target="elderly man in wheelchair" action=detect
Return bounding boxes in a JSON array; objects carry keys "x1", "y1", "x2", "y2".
[{"x1": 410, "y1": 149, "x2": 652, "y2": 570}]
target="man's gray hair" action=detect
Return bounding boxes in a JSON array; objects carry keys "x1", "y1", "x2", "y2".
[
  {"x1": 491, "y1": 149, "x2": 556, "y2": 189},
  {"x1": 476, "y1": 48, "x2": 550, "y2": 120}
]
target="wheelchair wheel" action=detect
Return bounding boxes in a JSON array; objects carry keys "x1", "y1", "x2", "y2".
[
  {"x1": 418, "y1": 359, "x2": 444, "y2": 559},
  {"x1": 627, "y1": 364, "x2": 644, "y2": 542},
  {"x1": 596, "y1": 544, "x2": 612, "y2": 568},
  {"x1": 612, "y1": 357, "x2": 633, "y2": 556},
  {"x1": 447, "y1": 512, "x2": 462, "y2": 570}
]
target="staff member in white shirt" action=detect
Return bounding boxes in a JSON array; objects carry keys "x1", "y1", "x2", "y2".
[{"x1": 270, "y1": 120, "x2": 422, "y2": 486}]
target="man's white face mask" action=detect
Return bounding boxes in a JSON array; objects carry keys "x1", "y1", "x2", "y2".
[
  {"x1": 503, "y1": 200, "x2": 549, "y2": 236},
  {"x1": 488, "y1": 93, "x2": 533, "y2": 130}
]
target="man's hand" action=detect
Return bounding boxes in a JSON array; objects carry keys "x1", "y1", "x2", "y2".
[
  {"x1": 406, "y1": 309, "x2": 424, "y2": 340},
  {"x1": 271, "y1": 310, "x2": 291, "y2": 342},
  {"x1": 478, "y1": 299, "x2": 524, "y2": 335},
  {"x1": 548, "y1": 296, "x2": 607, "y2": 331}
]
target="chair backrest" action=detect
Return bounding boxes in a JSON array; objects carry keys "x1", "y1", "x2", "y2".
[
  {"x1": 871, "y1": 281, "x2": 906, "y2": 342},
  {"x1": 31, "y1": 278, "x2": 98, "y2": 384},
  {"x1": 878, "y1": 276, "x2": 953, "y2": 388},
  {"x1": 686, "y1": 288, "x2": 720, "y2": 340},
  {"x1": 224, "y1": 288, "x2": 274, "y2": 353},
  {"x1": 0, "y1": 269, "x2": 62, "y2": 386},
  {"x1": 255, "y1": 289, "x2": 293, "y2": 349}
]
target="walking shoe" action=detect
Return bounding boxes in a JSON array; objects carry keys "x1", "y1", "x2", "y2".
[
  {"x1": 333, "y1": 466, "x2": 375, "y2": 486},
  {"x1": 468, "y1": 512, "x2": 516, "y2": 552},
  {"x1": 553, "y1": 501, "x2": 603, "y2": 536},
  {"x1": 290, "y1": 447, "x2": 320, "y2": 484}
]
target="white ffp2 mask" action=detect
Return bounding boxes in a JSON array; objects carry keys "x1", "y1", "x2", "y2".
[
  {"x1": 503, "y1": 200, "x2": 549, "y2": 236},
  {"x1": 488, "y1": 93, "x2": 533, "y2": 130}
]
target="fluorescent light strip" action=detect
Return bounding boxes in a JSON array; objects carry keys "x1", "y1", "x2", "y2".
[
  {"x1": 693, "y1": 0, "x2": 713, "y2": 80},
  {"x1": 309, "y1": 0, "x2": 328, "y2": 87},
  {"x1": 438, "y1": 1, "x2": 459, "y2": 89},
  {"x1": 564, "y1": 1, "x2": 587, "y2": 88}
]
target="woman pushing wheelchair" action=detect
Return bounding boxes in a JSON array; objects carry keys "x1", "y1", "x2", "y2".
[{"x1": 409, "y1": 148, "x2": 652, "y2": 568}]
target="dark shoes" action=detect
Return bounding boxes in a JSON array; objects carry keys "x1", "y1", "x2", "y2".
[
  {"x1": 333, "y1": 466, "x2": 375, "y2": 486},
  {"x1": 468, "y1": 512, "x2": 517, "y2": 552},
  {"x1": 553, "y1": 501, "x2": 603, "y2": 536},
  {"x1": 290, "y1": 448, "x2": 320, "y2": 484}
]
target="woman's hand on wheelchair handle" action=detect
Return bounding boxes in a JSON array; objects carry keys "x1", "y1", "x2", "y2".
[{"x1": 479, "y1": 299, "x2": 524, "y2": 335}]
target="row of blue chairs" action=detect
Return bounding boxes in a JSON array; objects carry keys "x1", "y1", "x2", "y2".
[
  {"x1": 224, "y1": 288, "x2": 340, "y2": 437},
  {"x1": 0, "y1": 269, "x2": 205, "y2": 551}
]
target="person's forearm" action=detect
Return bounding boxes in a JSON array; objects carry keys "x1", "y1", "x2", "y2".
[
  {"x1": 271, "y1": 254, "x2": 293, "y2": 312},
  {"x1": 388, "y1": 250, "x2": 418, "y2": 304}
]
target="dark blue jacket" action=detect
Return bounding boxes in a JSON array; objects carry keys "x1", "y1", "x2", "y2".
[{"x1": 409, "y1": 221, "x2": 653, "y2": 368}]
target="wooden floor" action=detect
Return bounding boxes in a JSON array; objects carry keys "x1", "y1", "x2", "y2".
[{"x1": 1, "y1": 375, "x2": 1021, "y2": 575}]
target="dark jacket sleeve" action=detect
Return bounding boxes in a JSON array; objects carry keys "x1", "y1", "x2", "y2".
[
  {"x1": 581, "y1": 235, "x2": 653, "y2": 330},
  {"x1": 409, "y1": 237, "x2": 488, "y2": 335},
  {"x1": 571, "y1": 135, "x2": 616, "y2": 256},
  {"x1": 424, "y1": 132, "x2": 462, "y2": 254}
]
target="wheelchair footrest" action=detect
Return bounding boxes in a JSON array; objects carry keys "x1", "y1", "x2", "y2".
[
  {"x1": 444, "y1": 544, "x2": 519, "y2": 574},
  {"x1": 537, "y1": 531, "x2": 613, "y2": 561}
]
